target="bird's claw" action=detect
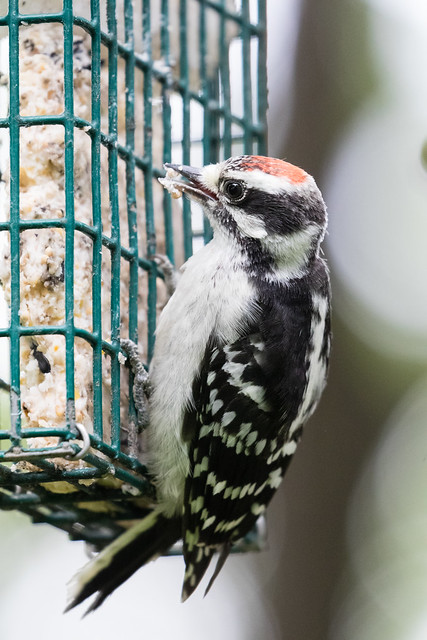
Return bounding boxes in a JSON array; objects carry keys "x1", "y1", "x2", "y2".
[
  {"x1": 120, "y1": 339, "x2": 151, "y2": 433},
  {"x1": 152, "y1": 254, "x2": 178, "y2": 297}
]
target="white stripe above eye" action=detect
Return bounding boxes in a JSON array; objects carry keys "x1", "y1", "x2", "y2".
[{"x1": 221, "y1": 168, "x2": 314, "y2": 195}]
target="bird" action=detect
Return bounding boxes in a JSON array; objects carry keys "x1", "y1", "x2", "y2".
[{"x1": 66, "y1": 154, "x2": 331, "y2": 613}]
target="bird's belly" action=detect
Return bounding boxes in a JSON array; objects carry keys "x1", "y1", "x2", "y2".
[{"x1": 147, "y1": 247, "x2": 255, "y2": 514}]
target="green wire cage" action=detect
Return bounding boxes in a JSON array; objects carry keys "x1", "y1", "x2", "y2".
[{"x1": 0, "y1": 0, "x2": 267, "y2": 550}]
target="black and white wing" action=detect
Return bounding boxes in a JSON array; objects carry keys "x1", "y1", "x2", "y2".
[
  {"x1": 181, "y1": 335, "x2": 300, "y2": 598},
  {"x1": 180, "y1": 277, "x2": 330, "y2": 600}
]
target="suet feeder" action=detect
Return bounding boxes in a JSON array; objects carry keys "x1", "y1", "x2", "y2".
[{"x1": 0, "y1": 0, "x2": 267, "y2": 551}]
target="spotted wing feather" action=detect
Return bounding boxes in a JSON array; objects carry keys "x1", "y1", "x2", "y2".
[{"x1": 181, "y1": 332, "x2": 299, "y2": 599}]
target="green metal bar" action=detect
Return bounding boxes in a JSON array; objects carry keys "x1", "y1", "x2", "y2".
[
  {"x1": 63, "y1": 0, "x2": 77, "y2": 431},
  {"x1": 0, "y1": 113, "x2": 65, "y2": 126},
  {"x1": 0, "y1": 468, "x2": 105, "y2": 485},
  {"x1": 90, "y1": 0, "x2": 104, "y2": 440},
  {"x1": 0, "y1": 324, "x2": 93, "y2": 343},
  {"x1": 257, "y1": 0, "x2": 268, "y2": 154},
  {"x1": 160, "y1": 0, "x2": 175, "y2": 263},
  {"x1": 0, "y1": 324, "x2": 145, "y2": 362},
  {"x1": 0, "y1": 487, "x2": 150, "y2": 506},
  {"x1": 0, "y1": 451, "x2": 151, "y2": 491},
  {"x1": 0, "y1": 11, "x2": 64, "y2": 25},
  {"x1": 219, "y1": 0, "x2": 232, "y2": 158},
  {"x1": 107, "y1": 0, "x2": 122, "y2": 450},
  {"x1": 199, "y1": 0, "x2": 213, "y2": 244},
  {"x1": 241, "y1": 1, "x2": 254, "y2": 153},
  {"x1": 0, "y1": 102, "x2": 264, "y2": 140},
  {"x1": 142, "y1": 0, "x2": 157, "y2": 363},
  {"x1": 0, "y1": 1, "x2": 263, "y2": 31},
  {"x1": 142, "y1": 0, "x2": 154, "y2": 260},
  {"x1": 124, "y1": 0, "x2": 138, "y2": 345},
  {"x1": 2, "y1": 434, "x2": 148, "y2": 475},
  {"x1": 0, "y1": 428, "x2": 74, "y2": 439},
  {"x1": 179, "y1": 0, "x2": 193, "y2": 260},
  {"x1": 8, "y1": 0, "x2": 21, "y2": 442},
  {"x1": 0, "y1": 432, "x2": 151, "y2": 482},
  {"x1": 0, "y1": 217, "x2": 157, "y2": 274},
  {"x1": 123, "y1": 0, "x2": 141, "y2": 435}
]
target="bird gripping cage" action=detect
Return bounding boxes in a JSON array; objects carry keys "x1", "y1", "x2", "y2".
[{"x1": 0, "y1": 0, "x2": 267, "y2": 550}]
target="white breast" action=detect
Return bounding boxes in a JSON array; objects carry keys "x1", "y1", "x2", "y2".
[{"x1": 148, "y1": 236, "x2": 256, "y2": 516}]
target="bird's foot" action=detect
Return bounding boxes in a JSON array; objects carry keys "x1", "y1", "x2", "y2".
[
  {"x1": 120, "y1": 339, "x2": 151, "y2": 432},
  {"x1": 153, "y1": 254, "x2": 178, "y2": 298}
]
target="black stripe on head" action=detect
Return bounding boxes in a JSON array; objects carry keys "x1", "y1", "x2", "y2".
[{"x1": 227, "y1": 187, "x2": 327, "y2": 236}]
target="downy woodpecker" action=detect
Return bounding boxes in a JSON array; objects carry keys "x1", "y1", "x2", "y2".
[{"x1": 66, "y1": 155, "x2": 331, "y2": 612}]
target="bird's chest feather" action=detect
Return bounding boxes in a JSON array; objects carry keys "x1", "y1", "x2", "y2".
[
  {"x1": 147, "y1": 241, "x2": 257, "y2": 512},
  {"x1": 149, "y1": 241, "x2": 256, "y2": 413}
]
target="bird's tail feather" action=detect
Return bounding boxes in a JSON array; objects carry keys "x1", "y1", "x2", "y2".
[
  {"x1": 181, "y1": 541, "x2": 231, "y2": 602},
  {"x1": 65, "y1": 509, "x2": 181, "y2": 614},
  {"x1": 181, "y1": 543, "x2": 215, "y2": 602}
]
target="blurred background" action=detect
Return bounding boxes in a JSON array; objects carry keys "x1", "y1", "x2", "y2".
[{"x1": 1, "y1": 0, "x2": 427, "y2": 638}]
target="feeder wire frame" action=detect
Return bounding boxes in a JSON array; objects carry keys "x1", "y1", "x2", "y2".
[{"x1": 0, "y1": 0, "x2": 267, "y2": 550}]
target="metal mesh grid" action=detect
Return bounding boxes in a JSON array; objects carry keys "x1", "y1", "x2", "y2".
[{"x1": 0, "y1": 0, "x2": 267, "y2": 547}]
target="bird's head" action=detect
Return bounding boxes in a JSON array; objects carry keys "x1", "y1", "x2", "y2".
[{"x1": 160, "y1": 155, "x2": 327, "y2": 278}]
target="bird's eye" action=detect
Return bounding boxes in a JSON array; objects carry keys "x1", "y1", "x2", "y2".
[{"x1": 222, "y1": 180, "x2": 245, "y2": 201}]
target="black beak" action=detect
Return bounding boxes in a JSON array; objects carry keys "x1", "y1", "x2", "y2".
[
  {"x1": 164, "y1": 163, "x2": 203, "y2": 183},
  {"x1": 159, "y1": 163, "x2": 217, "y2": 203}
]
